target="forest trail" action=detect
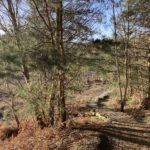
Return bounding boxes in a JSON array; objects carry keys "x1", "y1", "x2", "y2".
[{"x1": 72, "y1": 85, "x2": 150, "y2": 150}]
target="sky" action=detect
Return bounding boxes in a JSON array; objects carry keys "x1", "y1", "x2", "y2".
[
  {"x1": 92, "y1": 8, "x2": 114, "y2": 39},
  {"x1": 91, "y1": 0, "x2": 117, "y2": 39},
  {"x1": 0, "y1": 0, "x2": 114, "y2": 38},
  {"x1": 92, "y1": 24, "x2": 113, "y2": 39}
]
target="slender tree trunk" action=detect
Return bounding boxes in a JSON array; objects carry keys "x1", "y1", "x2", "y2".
[
  {"x1": 6, "y1": 0, "x2": 30, "y2": 83},
  {"x1": 112, "y1": 0, "x2": 123, "y2": 112},
  {"x1": 49, "y1": 93, "x2": 55, "y2": 126},
  {"x1": 148, "y1": 49, "x2": 150, "y2": 99},
  {"x1": 59, "y1": 74, "x2": 66, "y2": 124},
  {"x1": 22, "y1": 56, "x2": 30, "y2": 83},
  {"x1": 129, "y1": 53, "x2": 133, "y2": 96},
  {"x1": 6, "y1": 82, "x2": 20, "y2": 128},
  {"x1": 56, "y1": 1, "x2": 67, "y2": 126},
  {"x1": 123, "y1": 9, "x2": 130, "y2": 110},
  {"x1": 142, "y1": 48, "x2": 150, "y2": 109},
  {"x1": 120, "y1": 1, "x2": 130, "y2": 112},
  {"x1": 11, "y1": 95, "x2": 20, "y2": 128},
  {"x1": 49, "y1": 78, "x2": 58, "y2": 126},
  {"x1": 32, "y1": 0, "x2": 66, "y2": 125}
]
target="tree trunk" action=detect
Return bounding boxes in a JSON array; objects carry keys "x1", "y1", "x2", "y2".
[
  {"x1": 148, "y1": 50, "x2": 150, "y2": 99},
  {"x1": 49, "y1": 92, "x2": 55, "y2": 126},
  {"x1": 49, "y1": 80, "x2": 57, "y2": 126},
  {"x1": 56, "y1": 1, "x2": 67, "y2": 126},
  {"x1": 22, "y1": 57, "x2": 30, "y2": 83},
  {"x1": 11, "y1": 95, "x2": 20, "y2": 128},
  {"x1": 112, "y1": 0, "x2": 123, "y2": 112},
  {"x1": 6, "y1": 0, "x2": 30, "y2": 83},
  {"x1": 59, "y1": 74, "x2": 66, "y2": 124}
]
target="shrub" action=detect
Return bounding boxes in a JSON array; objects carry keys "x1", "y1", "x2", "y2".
[{"x1": 18, "y1": 79, "x2": 53, "y2": 127}]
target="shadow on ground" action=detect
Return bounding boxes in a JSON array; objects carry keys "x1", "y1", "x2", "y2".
[
  {"x1": 125, "y1": 108, "x2": 146, "y2": 122},
  {"x1": 97, "y1": 134, "x2": 113, "y2": 150},
  {"x1": 73, "y1": 120, "x2": 150, "y2": 149}
]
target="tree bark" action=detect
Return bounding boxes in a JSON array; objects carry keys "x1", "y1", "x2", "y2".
[
  {"x1": 56, "y1": 1, "x2": 67, "y2": 126},
  {"x1": 148, "y1": 49, "x2": 150, "y2": 100},
  {"x1": 123, "y1": 2, "x2": 130, "y2": 110},
  {"x1": 6, "y1": 0, "x2": 30, "y2": 83},
  {"x1": 112, "y1": 0, "x2": 123, "y2": 112}
]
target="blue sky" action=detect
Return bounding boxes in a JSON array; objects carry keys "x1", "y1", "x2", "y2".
[
  {"x1": 91, "y1": 1, "x2": 114, "y2": 39},
  {"x1": 93, "y1": 24, "x2": 113, "y2": 39},
  {"x1": 0, "y1": 0, "x2": 114, "y2": 38}
]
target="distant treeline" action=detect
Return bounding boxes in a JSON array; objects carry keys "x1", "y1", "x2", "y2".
[{"x1": 92, "y1": 38, "x2": 121, "y2": 46}]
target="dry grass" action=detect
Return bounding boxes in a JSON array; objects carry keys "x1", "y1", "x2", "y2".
[
  {"x1": 0, "y1": 123, "x2": 18, "y2": 141},
  {"x1": 0, "y1": 118, "x2": 62, "y2": 150},
  {"x1": 0, "y1": 110, "x2": 106, "y2": 150},
  {"x1": 0, "y1": 102, "x2": 108, "y2": 150},
  {"x1": 0, "y1": 84, "x2": 108, "y2": 150}
]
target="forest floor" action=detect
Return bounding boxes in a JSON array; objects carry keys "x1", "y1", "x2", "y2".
[
  {"x1": 0, "y1": 83, "x2": 150, "y2": 149},
  {"x1": 70, "y1": 84, "x2": 150, "y2": 150}
]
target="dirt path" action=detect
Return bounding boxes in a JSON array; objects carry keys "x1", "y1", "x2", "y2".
[{"x1": 73, "y1": 85, "x2": 150, "y2": 150}]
